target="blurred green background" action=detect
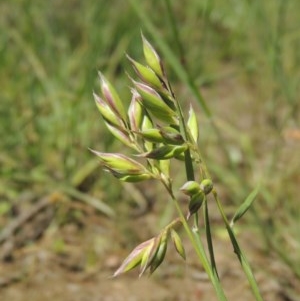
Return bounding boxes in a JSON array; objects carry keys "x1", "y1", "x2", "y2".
[{"x1": 0, "y1": 0, "x2": 300, "y2": 291}]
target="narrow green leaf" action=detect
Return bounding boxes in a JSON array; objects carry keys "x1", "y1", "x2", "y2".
[{"x1": 231, "y1": 185, "x2": 260, "y2": 226}]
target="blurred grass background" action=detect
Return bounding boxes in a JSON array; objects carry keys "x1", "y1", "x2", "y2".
[{"x1": 0, "y1": 0, "x2": 300, "y2": 279}]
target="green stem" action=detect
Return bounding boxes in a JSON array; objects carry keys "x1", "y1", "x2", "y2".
[
  {"x1": 169, "y1": 193, "x2": 228, "y2": 301},
  {"x1": 160, "y1": 81, "x2": 226, "y2": 300},
  {"x1": 213, "y1": 191, "x2": 264, "y2": 301},
  {"x1": 202, "y1": 200, "x2": 219, "y2": 278},
  {"x1": 188, "y1": 134, "x2": 264, "y2": 300}
]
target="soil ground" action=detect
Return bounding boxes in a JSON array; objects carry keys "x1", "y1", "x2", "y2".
[{"x1": 0, "y1": 201, "x2": 299, "y2": 301}]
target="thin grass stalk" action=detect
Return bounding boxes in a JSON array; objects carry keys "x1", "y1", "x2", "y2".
[
  {"x1": 190, "y1": 213, "x2": 227, "y2": 301},
  {"x1": 168, "y1": 192, "x2": 228, "y2": 301},
  {"x1": 202, "y1": 201, "x2": 219, "y2": 277},
  {"x1": 163, "y1": 76, "x2": 227, "y2": 300},
  {"x1": 187, "y1": 114, "x2": 264, "y2": 299},
  {"x1": 213, "y1": 191, "x2": 264, "y2": 301}
]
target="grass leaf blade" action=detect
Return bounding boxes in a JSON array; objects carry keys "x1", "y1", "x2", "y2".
[{"x1": 231, "y1": 185, "x2": 260, "y2": 227}]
